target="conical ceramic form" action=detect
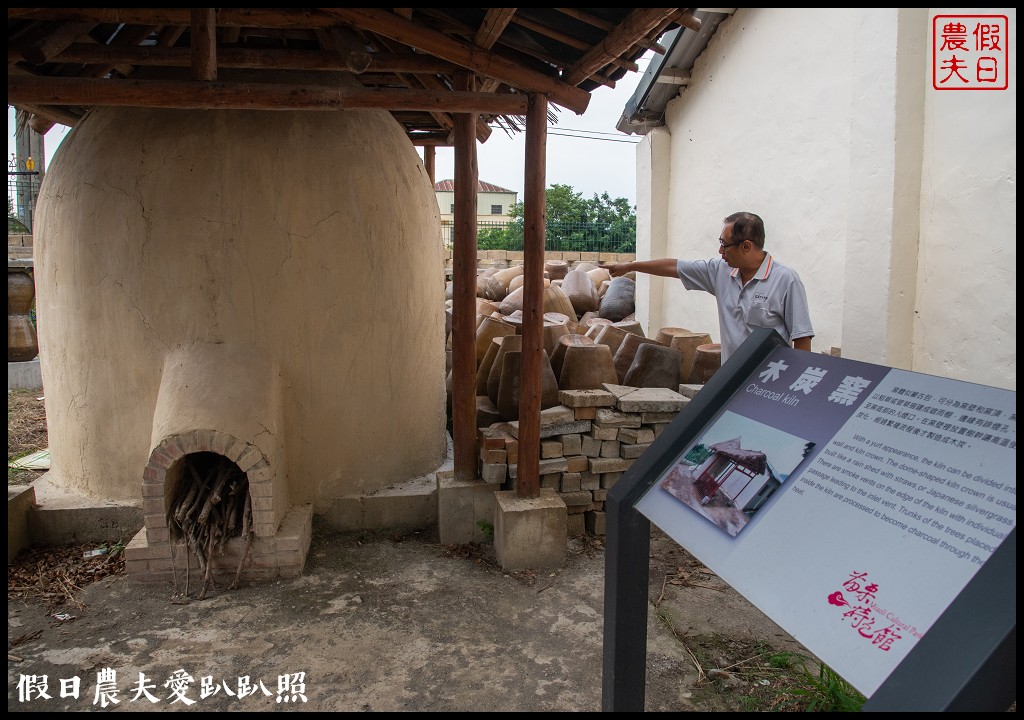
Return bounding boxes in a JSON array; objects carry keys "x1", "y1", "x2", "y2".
[
  {"x1": 613, "y1": 333, "x2": 660, "y2": 384},
  {"x1": 561, "y1": 268, "x2": 600, "y2": 316},
  {"x1": 669, "y1": 332, "x2": 713, "y2": 384},
  {"x1": 623, "y1": 343, "x2": 682, "y2": 390},
  {"x1": 591, "y1": 323, "x2": 630, "y2": 358},
  {"x1": 541, "y1": 284, "x2": 578, "y2": 319},
  {"x1": 476, "y1": 298, "x2": 501, "y2": 316},
  {"x1": 487, "y1": 334, "x2": 523, "y2": 404},
  {"x1": 599, "y1": 276, "x2": 636, "y2": 321},
  {"x1": 475, "y1": 314, "x2": 515, "y2": 364},
  {"x1": 551, "y1": 333, "x2": 594, "y2": 379},
  {"x1": 559, "y1": 343, "x2": 617, "y2": 391},
  {"x1": 491, "y1": 265, "x2": 524, "y2": 293},
  {"x1": 498, "y1": 286, "x2": 524, "y2": 315},
  {"x1": 544, "y1": 259, "x2": 569, "y2": 281},
  {"x1": 612, "y1": 319, "x2": 645, "y2": 337},
  {"x1": 543, "y1": 319, "x2": 570, "y2": 356},
  {"x1": 580, "y1": 315, "x2": 611, "y2": 335},
  {"x1": 587, "y1": 266, "x2": 611, "y2": 289},
  {"x1": 655, "y1": 326, "x2": 693, "y2": 346},
  {"x1": 8, "y1": 270, "x2": 38, "y2": 362},
  {"x1": 476, "y1": 336, "x2": 503, "y2": 396},
  {"x1": 496, "y1": 349, "x2": 560, "y2": 421},
  {"x1": 476, "y1": 395, "x2": 503, "y2": 429},
  {"x1": 691, "y1": 343, "x2": 722, "y2": 384}
]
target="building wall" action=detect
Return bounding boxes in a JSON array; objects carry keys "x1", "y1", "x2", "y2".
[
  {"x1": 635, "y1": 7, "x2": 1015, "y2": 390},
  {"x1": 435, "y1": 189, "x2": 518, "y2": 225}
]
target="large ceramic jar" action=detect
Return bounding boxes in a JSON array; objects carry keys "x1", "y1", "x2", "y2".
[{"x1": 8, "y1": 268, "x2": 38, "y2": 362}]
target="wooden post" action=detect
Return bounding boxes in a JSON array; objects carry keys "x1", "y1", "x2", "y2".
[
  {"x1": 423, "y1": 146, "x2": 435, "y2": 186},
  {"x1": 452, "y1": 72, "x2": 478, "y2": 484},
  {"x1": 516, "y1": 93, "x2": 547, "y2": 499}
]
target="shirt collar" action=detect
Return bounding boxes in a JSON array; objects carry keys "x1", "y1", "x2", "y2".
[{"x1": 729, "y1": 252, "x2": 774, "y2": 280}]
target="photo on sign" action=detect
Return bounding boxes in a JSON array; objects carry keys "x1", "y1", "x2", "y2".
[{"x1": 656, "y1": 411, "x2": 815, "y2": 537}]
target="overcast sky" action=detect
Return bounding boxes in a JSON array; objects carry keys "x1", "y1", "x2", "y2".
[
  {"x1": 421, "y1": 54, "x2": 650, "y2": 205},
  {"x1": 8, "y1": 53, "x2": 650, "y2": 205}
]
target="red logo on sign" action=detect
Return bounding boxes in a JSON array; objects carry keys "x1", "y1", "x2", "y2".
[{"x1": 933, "y1": 14, "x2": 1009, "y2": 90}]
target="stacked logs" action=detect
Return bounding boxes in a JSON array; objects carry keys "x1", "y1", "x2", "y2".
[{"x1": 166, "y1": 452, "x2": 253, "y2": 598}]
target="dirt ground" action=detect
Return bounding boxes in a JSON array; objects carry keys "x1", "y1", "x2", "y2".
[{"x1": 8, "y1": 519, "x2": 831, "y2": 712}]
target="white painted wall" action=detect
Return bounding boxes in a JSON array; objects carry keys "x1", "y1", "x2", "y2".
[
  {"x1": 635, "y1": 7, "x2": 1015, "y2": 390},
  {"x1": 435, "y1": 189, "x2": 517, "y2": 224}
]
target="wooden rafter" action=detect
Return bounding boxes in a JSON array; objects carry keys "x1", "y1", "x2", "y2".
[
  {"x1": 475, "y1": 8, "x2": 517, "y2": 50},
  {"x1": 561, "y1": 7, "x2": 679, "y2": 86},
  {"x1": 320, "y1": 7, "x2": 591, "y2": 114}
]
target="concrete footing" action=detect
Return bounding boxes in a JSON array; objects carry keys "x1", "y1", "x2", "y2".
[
  {"x1": 322, "y1": 474, "x2": 439, "y2": 531},
  {"x1": 8, "y1": 485, "x2": 35, "y2": 562},
  {"x1": 26, "y1": 473, "x2": 144, "y2": 548},
  {"x1": 494, "y1": 489, "x2": 567, "y2": 571},
  {"x1": 436, "y1": 470, "x2": 496, "y2": 545},
  {"x1": 8, "y1": 358, "x2": 42, "y2": 392}
]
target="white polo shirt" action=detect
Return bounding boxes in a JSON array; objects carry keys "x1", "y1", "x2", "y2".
[{"x1": 676, "y1": 253, "x2": 814, "y2": 362}]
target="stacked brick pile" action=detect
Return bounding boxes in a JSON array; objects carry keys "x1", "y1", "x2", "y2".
[{"x1": 477, "y1": 384, "x2": 693, "y2": 537}]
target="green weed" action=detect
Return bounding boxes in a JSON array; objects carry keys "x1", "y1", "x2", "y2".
[{"x1": 774, "y1": 654, "x2": 866, "y2": 712}]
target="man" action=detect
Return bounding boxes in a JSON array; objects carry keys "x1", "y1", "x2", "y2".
[{"x1": 607, "y1": 211, "x2": 813, "y2": 363}]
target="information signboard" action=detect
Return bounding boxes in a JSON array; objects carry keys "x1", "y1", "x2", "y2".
[{"x1": 601, "y1": 328, "x2": 1016, "y2": 711}]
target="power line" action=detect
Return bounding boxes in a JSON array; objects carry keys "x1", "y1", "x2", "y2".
[
  {"x1": 548, "y1": 126, "x2": 630, "y2": 137},
  {"x1": 547, "y1": 130, "x2": 639, "y2": 144}
]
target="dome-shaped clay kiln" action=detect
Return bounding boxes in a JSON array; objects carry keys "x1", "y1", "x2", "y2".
[{"x1": 34, "y1": 107, "x2": 447, "y2": 530}]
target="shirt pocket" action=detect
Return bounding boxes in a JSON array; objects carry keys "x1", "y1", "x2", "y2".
[{"x1": 746, "y1": 302, "x2": 772, "y2": 327}]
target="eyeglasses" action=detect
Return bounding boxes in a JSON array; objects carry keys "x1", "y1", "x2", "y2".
[{"x1": 719, "y1": 237, "x2": 744, "y2": 249}]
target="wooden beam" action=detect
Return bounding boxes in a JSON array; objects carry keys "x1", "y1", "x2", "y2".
[
  {"x1": 15, "y1": 21, "x2": 97, "y2": 65},
  {"x1": 16, "y1": 103, "x2": 83, "y2": 128},
  {"x1": 47, "y1": 44, "x2": 460, "y2": 75},
  {"x1": 8, "y1": 8, "x2": 340, "y2": 30},
  {"x1": 517, "y1": 92, "x2": 548, "y2": 500},
  {"x1": 79, "y1": 24, "x2": 159, "y2": 79},
  {"x1": 28, "y1": 114, "x2": 56, "y2": 135},
  {"x1": 554, "y1": 8, "x2": 667, "y2": 55},
  {"x1": 562, "y1": 8, "x2": 680, "y2": 86},
  {"x1": 8, "y1": 75, "x2": 530, "y2": 114},
  {"x1": 191, "y1": 8, "x2": 218, "y2": 81},
  {"x1": 673, "y1": 11, "x2": 703, "y2": 32},
  {"x1": 475, "y1": 8, "x2": 517, "y2": 50},
  {"x1": 410, "y1": 137, "x2": 452, "y2": 147},
  {"x1": 452, "y1": 70, "x2": 479, "y2": 484},
  {"x1": 321, "y1": 8, "x2": 590, "y2": 114},
  {"x1": 509, "y1": 15, "x2": 639, "y2": 74}
]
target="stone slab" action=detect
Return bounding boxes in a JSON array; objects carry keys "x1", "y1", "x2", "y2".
[{"x1": 616, "y1": 387, "x2": 689, "y2": 412}]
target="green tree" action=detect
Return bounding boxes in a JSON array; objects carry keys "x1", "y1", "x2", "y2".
[{"x1": 477, "y1": 183, "x2": 636, "y2": 253}]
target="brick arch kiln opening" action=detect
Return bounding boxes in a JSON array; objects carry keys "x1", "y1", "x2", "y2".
[{"x1": 33, "y1": 106, "x2": 448, "y2": 582}]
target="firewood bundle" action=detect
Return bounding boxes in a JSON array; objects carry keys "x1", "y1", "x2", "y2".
[{"x1": 166, "y1": 453, "x2": 253, "y2": 598}]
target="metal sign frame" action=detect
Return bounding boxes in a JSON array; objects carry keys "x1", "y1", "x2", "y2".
[{"x1": 601, "y1": 327, "x2": 1016, "y2": 712}]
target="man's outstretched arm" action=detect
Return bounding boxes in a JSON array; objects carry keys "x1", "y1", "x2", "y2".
[{"x1": 606, "y1": 258, "x2": 680, "y2": 278}]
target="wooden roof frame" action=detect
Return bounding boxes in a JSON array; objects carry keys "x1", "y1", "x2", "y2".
[{"x1": 8, "y1": 7, "x2": 697, "y2": 498}]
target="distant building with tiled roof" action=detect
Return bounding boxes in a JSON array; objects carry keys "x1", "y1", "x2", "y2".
[{"x1": 433, "y1": 179, "x2": 518, "y2": 227}]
